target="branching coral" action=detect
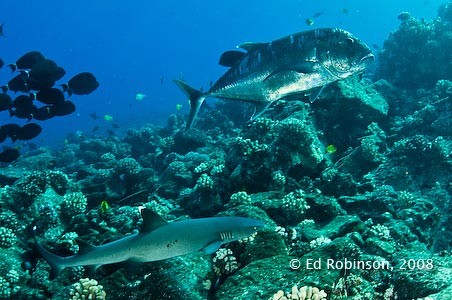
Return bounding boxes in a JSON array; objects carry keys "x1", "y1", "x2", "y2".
[
  {"x1": 69, "y1": 278, "x2": 106, "y2": 300},
  {"x1": 271, "y1": 285, "x2": 327, "y2": 300}
]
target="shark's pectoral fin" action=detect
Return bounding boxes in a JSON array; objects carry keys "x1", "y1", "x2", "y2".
[
  {"x1": 250, "y1": 102, "x2": 272, "y2": 121},
  {"x1": 75, "y1": 240, "x2": 102, "y2": 274},
  {"x1": 201, "y1": 241, "x2": 223, "y2": 254},
  {"x1": 85, "y1": 264, "x2": 102, "y2": 275},
  {"x1": 308, "y1": 86, "x2": 324, "y2": 103},
  {"x1": 122, "y1": 258, "x2": 143, "y2": 274}
]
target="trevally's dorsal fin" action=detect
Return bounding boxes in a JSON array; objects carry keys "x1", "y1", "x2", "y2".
[
  {"x1": 219, "y1": 50, "x2": 246, "y2": 67},
  {"x1": 140, "y1": 208, "x2": 168, "y2": 233},
  {"x1": 237, "y1": 42, "x2": 266, "y2": 52}
]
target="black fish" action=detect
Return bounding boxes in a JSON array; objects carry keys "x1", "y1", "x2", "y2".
[
  {"x1": 89, "y1": 112, "x2": 99, "y2": 120},
  {"x1": 13, "y1": 94, "x2": 34, "y2": 109},
  {"x1": 17, "y1": 123, "x2": 42, "y2": 140},
  {"x1": 313, "y1": 11, "x2": 325, "y2": 18},
  {"x1": 35, "y1": 88, "x2": 65, "y2": 105},
  {"x1": 33, "y1": 106, "x2": 55, "y2": 121},
  {"x1": 11, "y1": 107, "x2": 37, "y2": 121},
  {"x1": 0, "y1": 148, "x2": 20, "y2": 163},
  {"x1": 0, "y1": 94, "x2": 12, "y2": 112},
  {"x1": 1, "y1": 123, "x2": 21, "y2": 135},
  {"x1": 0, "y1": 130, "x2": 6, "y2": 143},
  {"x1": 0, "y1": 22, "x2": 5, "y2": 37},
  {"x1": 9, "y1": 51, "x2": 45, "y2": 72},
  {"x1": 28, "y1": 59, "x2": 61, "y2": 90},
  {"x1": 0, "y1": 58, "x2": 4, "y2": 69},
  {"x1": 50, "y1": 100, "x2": 75, "y2": 116},
  {"x1": 6, "y1": 72, "x2": 29, "y2": 92},
  {"x1": 62, "y1": 72, "x2": 99, "y2": 95},
  {"x1": 112, "y1": 123, "x2": 120, "y2": 129},
  {"x1": 1, "y1": 124, "x2": 21, "y2": 142},
  {"x1": 11, "y1": 94, "x2": 36, "y2": 121}
]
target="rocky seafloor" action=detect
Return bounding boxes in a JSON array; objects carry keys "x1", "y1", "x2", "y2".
[{"x1": 2, "y1": 2, "x2": 452, "y2": 300}]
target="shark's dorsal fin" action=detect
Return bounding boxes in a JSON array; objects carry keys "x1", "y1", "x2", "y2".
[
  {"x1": 237, "y1": 42, "x2": 266, "y2": 52},
  {"x1": 140, "y1": 208, "x2": 167, "y2": 233}
]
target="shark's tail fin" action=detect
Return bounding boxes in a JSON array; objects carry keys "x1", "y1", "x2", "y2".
[
  {"x1": 33, "y1": 226, "x2": 66, "y2": 280},
  {"x1": 173, "y1": 79, "x2": 206, "y2": 130}
]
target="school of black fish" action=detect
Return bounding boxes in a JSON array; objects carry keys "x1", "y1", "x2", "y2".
[{"x1": 0, "y1": 50, "x2": 99, "y2": 162}]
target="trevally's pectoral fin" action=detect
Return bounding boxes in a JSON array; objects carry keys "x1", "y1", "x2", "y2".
[
  {"x1": 250, "y1": 102, "x2": 272, "y2": 121},
  {"x1": 264, "y1": 61, "x2": 320, "y2": 82},
  {"x1": 173, "y1": 79, "x2": 206, "y2": 131}
]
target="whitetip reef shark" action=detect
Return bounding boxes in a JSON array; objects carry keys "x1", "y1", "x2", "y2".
[{"x1": 34, "y1": 208, "x2": 264, "y2": 279}]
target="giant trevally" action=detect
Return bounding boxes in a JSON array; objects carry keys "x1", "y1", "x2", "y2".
[{"x1": 174, "y1": 28, "x2": 373, "y2": 130}]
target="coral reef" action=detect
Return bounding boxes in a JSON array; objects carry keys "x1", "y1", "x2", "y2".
[
  {"x1": 2, "y1": 2, "x2": 452, "y2": 299},
  {"x1": 271, "y1": 285, "x2": 327, "y2": 300},
  {"x1": 69, "y1": 278, "x2": 106, "y2": 300}
]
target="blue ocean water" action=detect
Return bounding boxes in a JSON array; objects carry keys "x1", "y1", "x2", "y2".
[{"x1": 0, "y1": 0, "x2": 443, "y2": 148}]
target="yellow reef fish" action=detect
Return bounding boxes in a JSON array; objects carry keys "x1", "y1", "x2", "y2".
[{"x1": 325, "y1": 144, "x2": 337, "y2": 154}]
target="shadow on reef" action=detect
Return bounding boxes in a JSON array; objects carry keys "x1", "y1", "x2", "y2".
[{"x1": 0, "y1": 51, "x2": 99, "y2": 163}]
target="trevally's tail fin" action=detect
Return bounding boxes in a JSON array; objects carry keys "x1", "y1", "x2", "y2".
[
  {"x1": 173, "y1": 79, "x2": 206, "y2": 130},
  {"x1": 33, "y1": 226, "x2": 67, "y2": 280}
]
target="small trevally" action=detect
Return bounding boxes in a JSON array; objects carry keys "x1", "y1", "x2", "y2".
[{"x1": 174, "y1": 28, "x2": 374, "y2": 130}]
